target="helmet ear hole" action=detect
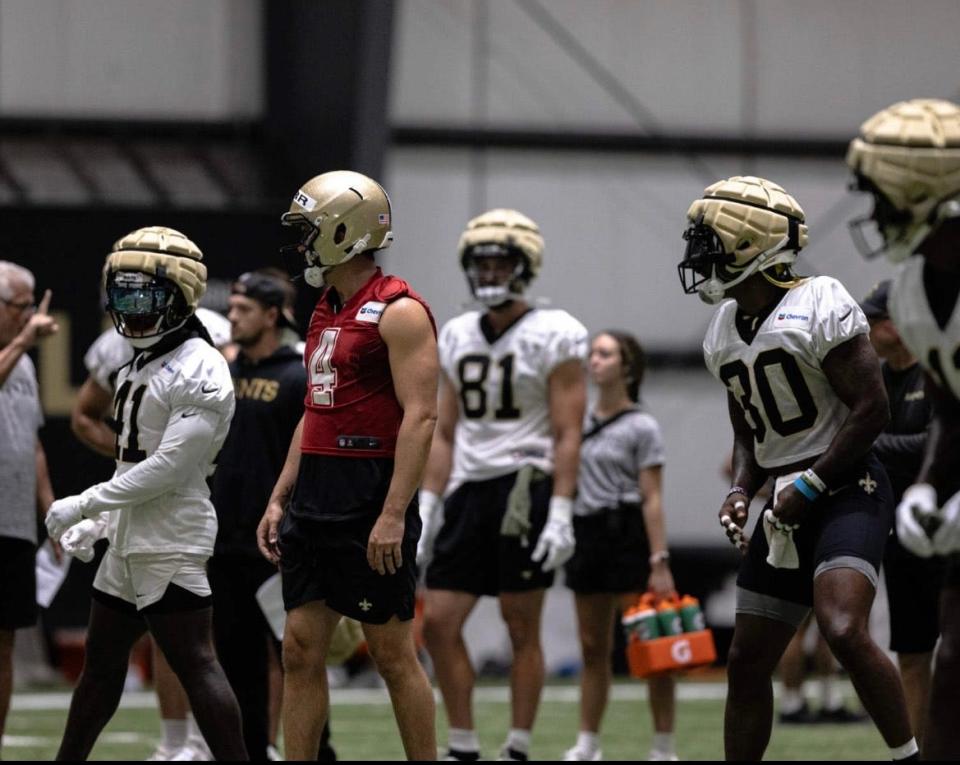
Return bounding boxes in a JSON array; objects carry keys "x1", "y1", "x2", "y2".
[
  {"x1": 737, "y1": 240, "x2": 751, "y2": 250},
  {"x1": 334, "y1": 223, "x2": 347, "y2": 245}
]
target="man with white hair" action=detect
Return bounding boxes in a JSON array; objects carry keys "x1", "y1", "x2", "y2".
[{"x1": 0, "y1": 260, "x2": 58, "y2": 758}]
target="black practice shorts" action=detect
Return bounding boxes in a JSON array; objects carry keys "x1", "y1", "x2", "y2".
[
  {"x1": 426, "y1": 470, "x2": 554, "y2": 596},
  {"x1": 280, "y1": 457, "x2": 420, "y2": 624},
  {"x1": 884, "y1": 533, "x2": 943, "y2": 654},
  {"x1": 565, "y1": 504, "x2": 650, "y2": 594},
  {"x1": 737, "y1": 453, "x2": 893, "y2": 622},
  {"x1": 0, "y1": 537, "x2": 38, "y2": 629}
]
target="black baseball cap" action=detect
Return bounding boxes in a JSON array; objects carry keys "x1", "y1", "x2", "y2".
[
  {"x1": 859, "y1": 280, "x2": 890, "y2": 321},
  {"x1": 231, "y1": 271, "x2": 298, "y2": 330}
]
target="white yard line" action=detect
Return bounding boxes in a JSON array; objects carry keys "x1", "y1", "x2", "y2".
[{"x1": 11, "y1": 679, "x2": 852, "y2": 711}]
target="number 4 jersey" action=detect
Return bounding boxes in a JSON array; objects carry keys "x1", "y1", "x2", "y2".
[
  {"x1": 300, "y1": 269, "x2": 436, "y2": 458},
  {"x1": 703, "y1": 276, "x2": 868, "y2": 469},
  {"x1": 80, "y1": 334, "x2": 235, "y2": 556},
  {"x1": 439, "y1": 307, "x2": 588, "y2": 491}
]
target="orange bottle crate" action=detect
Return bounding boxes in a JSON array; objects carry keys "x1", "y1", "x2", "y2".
[{"x1": 625, "y1": 629, "x2": 717, "y2": 678}]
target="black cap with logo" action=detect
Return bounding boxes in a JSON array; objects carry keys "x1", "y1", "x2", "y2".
[{"x1": 231, "y1": 271, "x2": 298, "y2": 330}]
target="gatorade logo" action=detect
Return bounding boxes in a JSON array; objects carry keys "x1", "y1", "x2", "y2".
[{"x1": 671, "y1": 639, "x2": 692, "y2": 664}]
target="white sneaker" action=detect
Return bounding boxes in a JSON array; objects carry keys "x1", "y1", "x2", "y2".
[
  {"x1": 647, "y1": 750, "x2": 678, "y2": 762},
  {"x1": 563, "y1": 744, "x2": 602, "y2": 761},
  {"x1": 146, "y1": 743, "x2": 181, "y2": 761},
  {"x1": 170, "y1": 737, "x2": 214, "y2": 761}
]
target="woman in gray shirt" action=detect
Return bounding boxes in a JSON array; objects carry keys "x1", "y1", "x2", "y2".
[{"x1": 563, "y1": 330, "x2": 677, "y2": 762}]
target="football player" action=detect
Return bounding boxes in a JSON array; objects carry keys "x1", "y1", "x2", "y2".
[
  {"x1": 418, "y1": 209, "x2": 588, "y2": 761},
  {"x1": 847, "y1": 98, "x2": 960, "y2": 759},
  {"x1": 45, "y1": 226, "x2": 246, "y2": 761},
  {"x1": 678, "y1": 177, "x2": 916, "y2": 760},
  {"x1": 256, "y1": 171, "x2": 439, "y2": 761},
  {"x1": 71, "y1": 298, "x2": 232, "y2": 763}
]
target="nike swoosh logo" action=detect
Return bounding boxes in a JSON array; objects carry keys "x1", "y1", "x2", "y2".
[
  {"x1": 839, "y1": 308, "x2": 853, "y2": 321},
  {"x1": 182, "y1": 412, "x2": 199, "y2": 419},
  {"x1": 201, "y1": 384, "x2": 219, "y2": 394}
]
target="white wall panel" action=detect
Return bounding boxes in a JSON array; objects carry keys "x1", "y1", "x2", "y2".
[
  {"x1": 0, "y1": 0, "x2": 262, "y2": 119},
  {"x1": 392, "y1": 0, "x2": 960, "y2": 135}
]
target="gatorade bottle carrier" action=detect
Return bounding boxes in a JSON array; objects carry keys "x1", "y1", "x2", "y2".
[{"x1": 622, "y1": 593, "x2": 716, "y2": 678}]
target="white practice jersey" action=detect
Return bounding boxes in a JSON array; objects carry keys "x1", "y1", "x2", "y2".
[
  {"x1": 439, "y1": 307, "x2": 588, "y2": 491},
  {"x1": 703, "y1": 276, "x2": 868, "y2": 469},
  {"x1": 77, "y1": 337, "x2": 235, "y2": 556},
  {"x1": 889, "y1": 256, "x2": 960, "y2": 402},
  {"x1": 83, "y1": 307, "x2": 232, "y2": 391}
]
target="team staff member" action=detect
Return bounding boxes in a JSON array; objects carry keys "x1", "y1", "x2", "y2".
[
  {"x1": 257, "y1": 171, "x2": 439, "y2": 761},
  {"x1": 678, "y1": 176, "x2": 915, "y2": 761},
  {"x1": 0, "y1": 262, "x2": 58, "y2": 760},
  {"x1": 209, "y1": 269, "x2": 319, "y2": 761},
  {"x1": 860, "y1": 280, "x2": 939, "y2": 745},
  {"x1": 562, "y1": 330, "x2": 677, "y2": 762}
]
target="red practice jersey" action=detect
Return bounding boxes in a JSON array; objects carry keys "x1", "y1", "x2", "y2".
[{"x1": 300, "y1": 268, "x2": 435, "y2": 458}]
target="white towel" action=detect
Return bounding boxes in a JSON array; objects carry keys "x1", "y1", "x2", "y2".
[{"x1": 764, "y1": 474, "x2": 801, "y2": 569}]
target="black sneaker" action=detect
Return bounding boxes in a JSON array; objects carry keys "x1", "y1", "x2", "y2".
[
  {"x1": 815, "y1": 706, "x2": 868, "y2": 724},
  {"x1": 499, "y1": 746, "x2": 529, "y2": 761},
  {"x1": 442, "y1": 749, "x2": 481, "y2": 761},
  {"x1": 779, "y1": 702, "x2": 818, "y2": 724}
]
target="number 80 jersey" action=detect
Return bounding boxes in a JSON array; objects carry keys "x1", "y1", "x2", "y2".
[
  {"x1": 702, "y1": 276, "x2": 869, "y2": 469},
  {"x1": 439, "y1": 307, "x2": 588, "y2": 491}
]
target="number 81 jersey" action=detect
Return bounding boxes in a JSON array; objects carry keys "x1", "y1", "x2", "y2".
[
  {"x1": 440, "y1": 307, "x2": 588, "y2": 490},
  {"x1": 702, "y1": 276, "x2": 869, "y2": 469}
]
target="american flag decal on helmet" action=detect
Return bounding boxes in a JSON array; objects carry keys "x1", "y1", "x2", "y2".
[{"x1": 378, "y1": 213, "x2": 390, "y2": 225}]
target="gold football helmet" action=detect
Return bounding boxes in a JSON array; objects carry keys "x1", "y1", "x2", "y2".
[
  {"x1": 458, "y1": 208, "x2": 544, "y2": 307},
  {"x1": 678, "y1": 176, "x2": 808, "y2": 304},
  {"x1": 103, "y1": 226, "x2": 207, "y2": 346},
  {"x1": 281, "y1": 170, "x2": 393, "y2": 287},
  {"x1": 846, "y1": 98, "x2": 960, "y2": 262}
]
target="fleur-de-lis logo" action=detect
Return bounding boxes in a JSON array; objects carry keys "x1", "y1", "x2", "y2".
[
  {"x1": 859, "y1": 473, "x2": 877, "y2": 495},
  {"x1": 359, "y1": 599, "x2": 372, "y2": 612}
]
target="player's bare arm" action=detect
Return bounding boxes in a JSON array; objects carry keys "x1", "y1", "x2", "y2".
[
  {"x1": 547, "y1": 358, "x2": 587, "y2": 499},
  {"x1": 257, "y1": 414, "x2": 304, "y2": 564},
  {"x1": 369, "y1": 296, "x2": 439, "y2": 576},
  {"x1": 421, "y1": 372, "x2": 458, "y2": 496},
  {"x1": 809, "y1": 333, "x2": 890, "y2": 482},
  {"x1": 771, "y1": 334, "x2": 889, "y2": 526},
  {"x1": 70, "y1": 377, "x2": 117, "y2": 458},
  {"x1": 722, "y1": 391, "x2": 766, "y2": 552}
]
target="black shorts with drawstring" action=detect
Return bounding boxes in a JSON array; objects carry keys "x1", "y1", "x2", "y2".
[{"x1": 425, "y1": 470, "x2": 554, "y2": 596}]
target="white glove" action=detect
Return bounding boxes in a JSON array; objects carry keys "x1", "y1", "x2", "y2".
[
  {"x1": 60, "y1": 516, "x2": 108, "y2": 563},
  {"x1": 531, "y1": 496, "x2": 575, "y2": 572},
  {"x1": 416, "y1": 490, "x2": 442, "y2": 569},
  {"x1": 45, "y1": 496, "x2": 85, "y2": 544},
  {"x1": 932, "y1": 490, "x2": 960, "y2": 556},
  {"x1": 896, "y1": 483, "x2": 939, "y2": 558}
]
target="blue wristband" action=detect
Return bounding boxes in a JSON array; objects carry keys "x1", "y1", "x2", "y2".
[{"x1": 793, "y1": 476, "x2": 819, "y2": 501}]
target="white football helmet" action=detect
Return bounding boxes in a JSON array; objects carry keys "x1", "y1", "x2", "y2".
[
  {"x1": 103, "y1": 226, "x2": 207, "y2": 348},
  {"x1": 458, "y1": 208, "x2": 544, "y2": 307},
  {"x1": 678, "y1": 176, "x2": 808, "y2": 305},
  {"x1": 846, "y1": 98, "x2": 960, "y2": 262},
  {"x1": 281, "y1": 170, "x2": 393, "y2": 287}
]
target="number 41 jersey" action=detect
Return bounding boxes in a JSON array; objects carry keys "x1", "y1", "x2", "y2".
[
  {"x1": 99, "y1": 336, "x2": 235, "y2": 556},
  {"x1": 702, "y1": 276, "x2": 868, "y2": 469},
  {"x1": 439, "y1": 307, "x2": 588, "y2": 491}
]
